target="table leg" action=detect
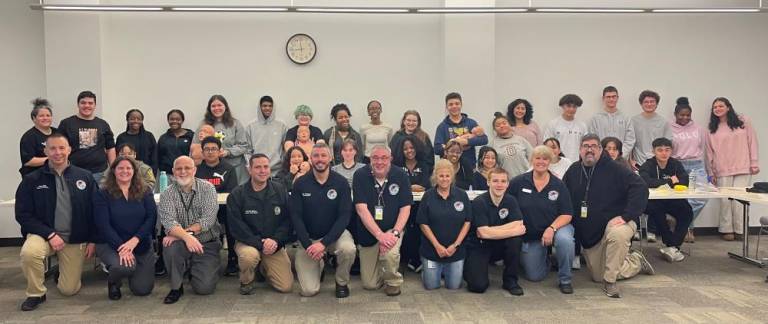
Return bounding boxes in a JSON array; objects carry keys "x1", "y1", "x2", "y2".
[{"x1": 727, "y1": 198, "x2": 764, "y2": 267}]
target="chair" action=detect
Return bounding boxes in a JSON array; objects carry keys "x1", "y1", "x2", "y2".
[{"x1": 755, "y1": 216, "x2": 768, "y2": 260}]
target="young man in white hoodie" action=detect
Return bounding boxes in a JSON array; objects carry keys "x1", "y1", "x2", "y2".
[{"x1": 245, "y1": 96, "x2": 287, "y2": 175}]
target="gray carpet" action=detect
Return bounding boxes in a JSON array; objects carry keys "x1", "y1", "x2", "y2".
[{"x1": 0, "y1": 236, "x2": 767, "y2": 323}]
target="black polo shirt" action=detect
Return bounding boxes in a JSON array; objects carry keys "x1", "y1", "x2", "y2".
[
  {"x1": 415, "y1": 186, "x2": 472, "y2": 263},
  {"x1": 454, "y1": 162, "x2": 474, "y2": 190},
  {"x1": 508, "y1": 171, "x2": 573, "y2": 242},
  {"x1": 466, "y1": 191, "x2": 523, "y2": 248},
  {"x1": 400, "y1": 161, "x2": 430, "y2": 188},
  {"x1": 353, "y1": 165, "x2": 413, "y2": 247},
  {"x1": 289, "y1": 170, "x2": 352, "y2": 248}
]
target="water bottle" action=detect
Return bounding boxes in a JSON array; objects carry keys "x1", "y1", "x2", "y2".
[
  {"x1": 688, "y1": 174, "x2": 696, "y2": 191},
  {"x1": 159, "y1": 171, "x2": 169, "y2": 192}
]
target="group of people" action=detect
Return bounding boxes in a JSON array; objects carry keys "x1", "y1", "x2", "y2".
[{"x1": 14, "y1": 87, "x2": 759, "y2": 310}]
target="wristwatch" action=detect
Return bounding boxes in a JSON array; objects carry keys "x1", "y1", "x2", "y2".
[
  {"x1": 392, "y1": 230, "x2": 401, "y2": 238},
  {"x1": 549, "y1": 225, "x2": 557, "y2": 232}
]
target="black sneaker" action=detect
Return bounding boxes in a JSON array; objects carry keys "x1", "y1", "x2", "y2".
[
  {"x1": 505, "y1": 284, "x2": 524, "y2": 296},
  {"x1": 154, "y1": 259, "x2": 167, "y2": 277},
  {"x1": 224, "y1": 260, "x2": 238, "y2": 277},
  {"x1": 163, "y1": 286, "x2": 184, "y2": 304},
  {"x1": 108, "y1": 282, "x2": 122, "y2": 300},
  {"x1": 239, "y1": 280, "x2": 256, "y2": 295},
  {"x1": 335, "y1": 284, "x2": 350, "y2": 298},
  {"x1": 20, "y1": 295, "x2": 46, "y2": 311},
  {"x1": 558, "y1": 283, "x2": 574, "y2": 294}
]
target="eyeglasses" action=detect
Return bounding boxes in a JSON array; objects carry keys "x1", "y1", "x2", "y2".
[
  {"x1": 581, "y1": 144, "x2": 600, "y2": 150},
  {"x1": 203, "y1": 148, "x2": 219, "y2": 153}
]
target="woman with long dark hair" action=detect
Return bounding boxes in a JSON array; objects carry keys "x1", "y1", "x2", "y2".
[
  {"x1": 507, "y1": 99, "x2": 542, "y2": 147},
  {"x1": 706, "y1": 97, "x2": 759, "y2": 241},
  {"x1": 94, "y1": 156, "x2": 157, "y2": 300},
  {"x1": 390, "y1": 110, "x2": 435, "y2": 172},
  {"x1": 195, "y1": 95, "x2": 250, "y2": 184}
]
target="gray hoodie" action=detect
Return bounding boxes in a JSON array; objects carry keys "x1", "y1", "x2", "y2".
[
  {"x1": 588, "y1": 109, "x2": 636, "y2": 160},
  {"x1": 245, "y1": 106, "x2": 287, "y2": 175}
]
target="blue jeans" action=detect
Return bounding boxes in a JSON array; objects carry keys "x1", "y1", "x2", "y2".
[
  {"x1": 521, "y1": 224, "x2": 575, "y2": 285},
  {"x1": 421, "y1": 258, "x2": 464, "y2": 290},
  {"x1": 680, "y1": 159, "x2": 709, "y2": 228}
]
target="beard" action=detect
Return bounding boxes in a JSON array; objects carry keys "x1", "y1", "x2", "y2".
[
  {"x1": 582, "y1": 153, "x2": 597, "y2": 166},
  {"x1": 176, "y1": 176, "x2": 193, "y2": 187},
  {"x1": 312, "y1": 162, "x2": 328, "y2": 173}
]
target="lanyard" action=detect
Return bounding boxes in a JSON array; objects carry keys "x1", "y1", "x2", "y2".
[
  {"x1": 374, "y1": 178, "x2": 387, "y2": 206},
  {"x1": 580, "y1": 164, "x2": 596, "y2": 202},
  {"x1": 177, "y1": 187, "x2": 196, "y2": 225}
]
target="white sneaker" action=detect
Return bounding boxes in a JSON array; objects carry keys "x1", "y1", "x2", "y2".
[
  {"x1": 647, "y1": 232, "x2": 657, "y2": 243},
  {"x1": 671, "y1": 247, "x2": 685, "y2": 262},
  {"x1": 572, "y1": 258, "x2": 581, "y2": 270},
  {"x1": 659, "y1": 247, "x2": 675, "y2": 262}
]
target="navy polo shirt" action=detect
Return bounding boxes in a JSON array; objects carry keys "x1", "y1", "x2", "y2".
[
  {"x1": 353, "y1": 165, "x2": 413, "y2": 247},
  {"x1": 466, "y1": 191, "x2": 523, "y2": 248},
  {"x1": 508, "y1": 171, "x2": 573, "y2": 242},
  {"x1": 401, "y1": 160, "x2": 431, "y2": 188},
  {"x1": 415, "y1": 186, "x2": 472, "y2": 263},
  {"x1": 288, "y1": 170, "x2": 352, "y2": 248}
]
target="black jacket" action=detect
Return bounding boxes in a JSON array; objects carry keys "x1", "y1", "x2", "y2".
[
  {"x1": 226, "y1": 180, "x2": 293, "y2": 250},
  {"x1": 638, "y1": 157, "x2": 689, "y2": 189},
  {"x1": 15, "y1": 163, "x2": 98, "y2": 243},
  {"x1": 157, "y1": 128, "x2": 194, "y2": 174},
  {"x1": 562, "y1": 154, "x2": 648, "y2": 249}
]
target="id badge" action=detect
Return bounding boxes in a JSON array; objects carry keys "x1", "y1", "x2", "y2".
[
  {"x1": 375, "y1": 205, "x2": 384, "y2": 221},
  {"x1": 426, "y1": 260, "x2": 437, "y2": 269},
  {"x1": 580, "y1": 201, "x2": 588, "y2": 219}
]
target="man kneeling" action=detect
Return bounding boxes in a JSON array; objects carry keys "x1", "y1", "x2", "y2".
[{"x1": 227, "y1": 154, "x2": 294, "y2": 295}]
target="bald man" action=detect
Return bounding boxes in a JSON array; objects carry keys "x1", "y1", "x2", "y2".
[{"x1": 158, "y1": 156, "x2": 222, "y2": 304}]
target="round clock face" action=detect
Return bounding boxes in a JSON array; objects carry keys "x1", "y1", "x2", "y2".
[{"x1": 286, "y1": 33, "x2": 317, "y2": 65}]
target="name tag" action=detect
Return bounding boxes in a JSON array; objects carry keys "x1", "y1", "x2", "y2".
[
  {"x1": 302, "y1": 193, "x2": 312, "y2": 197},
  {"x1": 521, "y1": 188, "x2": 532, "y2": 194},
  {"x1": 375, "y1": 205, "x2": 384, "y2": 221},
  {"x1": 580, "y1": 201, "x2": 588, "y2": 219}
]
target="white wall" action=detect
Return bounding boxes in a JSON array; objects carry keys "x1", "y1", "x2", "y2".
[
  {"x1": 2, "y1": 1, "x2": 768, "y2": 236},
  {"x1": 0, "y1": 0, "x2": 47, "y2": 238}
]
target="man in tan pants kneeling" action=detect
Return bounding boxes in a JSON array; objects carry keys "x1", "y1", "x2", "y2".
[
  {"x1": 353, "y1": 145, "x2": 412, "y2": 296},
  {"x1": 15, "y1": 134, "x2": 98, "y2": 311},
  {"x1": 226, "y1": 154, "x2": 294, "y2": 295},
  {"x1": 563, "y1": 134, "x2": 655, "y2": 298}
]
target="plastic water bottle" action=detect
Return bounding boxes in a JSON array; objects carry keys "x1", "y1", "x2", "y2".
[
  {"x1": 159, "y1": 171, "x2": 169, "y2": 192},
  {"x1": 688, "y1": 174, "x2": 696, "y2": 191}
]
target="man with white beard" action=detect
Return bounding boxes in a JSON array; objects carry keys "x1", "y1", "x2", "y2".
[{"x1": 158, "y1": 156, "x2": 222, "y2": 304}]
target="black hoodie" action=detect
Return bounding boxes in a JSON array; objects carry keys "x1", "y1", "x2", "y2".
[
  {"x1": 562, "y1": 154, "x2": 648, "y2": 249},
  {"x1": 638, "y1": 157, "x2": 689, "y2": 189}
]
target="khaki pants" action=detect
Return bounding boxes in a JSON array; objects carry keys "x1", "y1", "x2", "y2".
[
  {"x1": 582, "y1": 221, "x2": 642, "y2": 283},
  {"x1": 718, "y1": 174, "x2": 751, "y2": 234},
  {"x1": 294, "y1": 230, "x2": 356, "y2": 297},
  {"x1": 20, "y1": 234, "x2": 87, "y2": 297},
  {"x1": 358, "y1": 235, "x2": 403, "y2": 289},
  {"x1": 235, "y1": 242, "x2": 293, "y2": 293}
]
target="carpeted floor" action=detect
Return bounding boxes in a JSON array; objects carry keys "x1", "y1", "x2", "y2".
[{"x1": 0, "y1": 235, "x2": 767, "y2": 323}]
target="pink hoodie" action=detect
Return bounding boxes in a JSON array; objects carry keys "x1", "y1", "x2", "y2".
[
  {"x1": 670, "y1": 120, "x2": 707, "y2": 161},
  {"x1": 706, "y1": 116, "x2": 759, "y2": 177}
]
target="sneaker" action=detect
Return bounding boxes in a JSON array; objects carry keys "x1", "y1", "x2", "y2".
[
  {"x1": 684, "y1": 229, "x2": 695, "y2": 243},
  {"x1": 20, "y1": 295, "x2": 46, "y2": 311},
  {"x1": 108, "y1": 282, "x2": 122, "y2": 300},
  {"x1": 505, "y1": 284, "x2": 524, "y2": 296},
  {"x1": 603, "y1": 282, "x2": 621, "y2": 298},
  {"x1": 384, "y1": 285, "x2": 401, "y2": 297},
  {"x1": 632, "y1": 250, "x2": 655, "y2": 275},
  {"x1": 100, "y1": 262, "x2": 109, "y2": 274},
  {"x1": 335, "y1": 284, "x2": 350, "y2": 298},
  {"x1": 571, "y1": 258, "x2": 581, "y2": 270},
  {"x1": 558, "y1": 283, "x2": 574, "y2": 294},
  {"x1": 224, "y1": 260, "x2": 238, "y2": 277},
  {"x1": 670, "y1": 247, "x2": 685, "y2": 262},
  {"x1": 659, "y1": 246, "x2": 675, "y2": 262},
  {"x1": 647, "y1": 232, "x2": 657, "y2": 243},
  {"x1": 239, "y1": 280, "x2": 257, "y2": 295}
]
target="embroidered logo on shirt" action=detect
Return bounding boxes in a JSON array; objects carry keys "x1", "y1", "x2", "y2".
[
  {"x1": 274, "y1": 206, "x2": 281, "y2": 215},
  {"x1": 454, "y1": 201, "x2": 464, "y2": 212},
  {"x1": 521, "y1": 188, "x2": 532, "y2": 194},
  {"x1": 245, "y1": 210, "x2": 258, "y2": 215},
  {"x1": 389, "y1": 183, "x2": 399, "y2": 195},
  {"x1": 76, "y1": 180, "x2": 87, "y2": 190},
  {"x1": 548, "y1": 190, "x2": 559, "y2": 201},
  {"x1": 327, "y1": 189, "x2": 337, "y2": 200},
  {"x1": 499, "y1": 208, "x2": 509, "y2": 219},
  {"x1": 35, "y1": 185, "x2": 49, "y2": 190}
]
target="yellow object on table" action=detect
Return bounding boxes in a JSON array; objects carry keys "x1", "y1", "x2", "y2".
[{"x1": 674, "y1": 185, "x2": 688, "y2": 192}]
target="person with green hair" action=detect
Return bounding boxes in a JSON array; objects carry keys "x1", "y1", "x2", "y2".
[{"x1": 284, "y1": 105, "x2": 325, "y2": 151}]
